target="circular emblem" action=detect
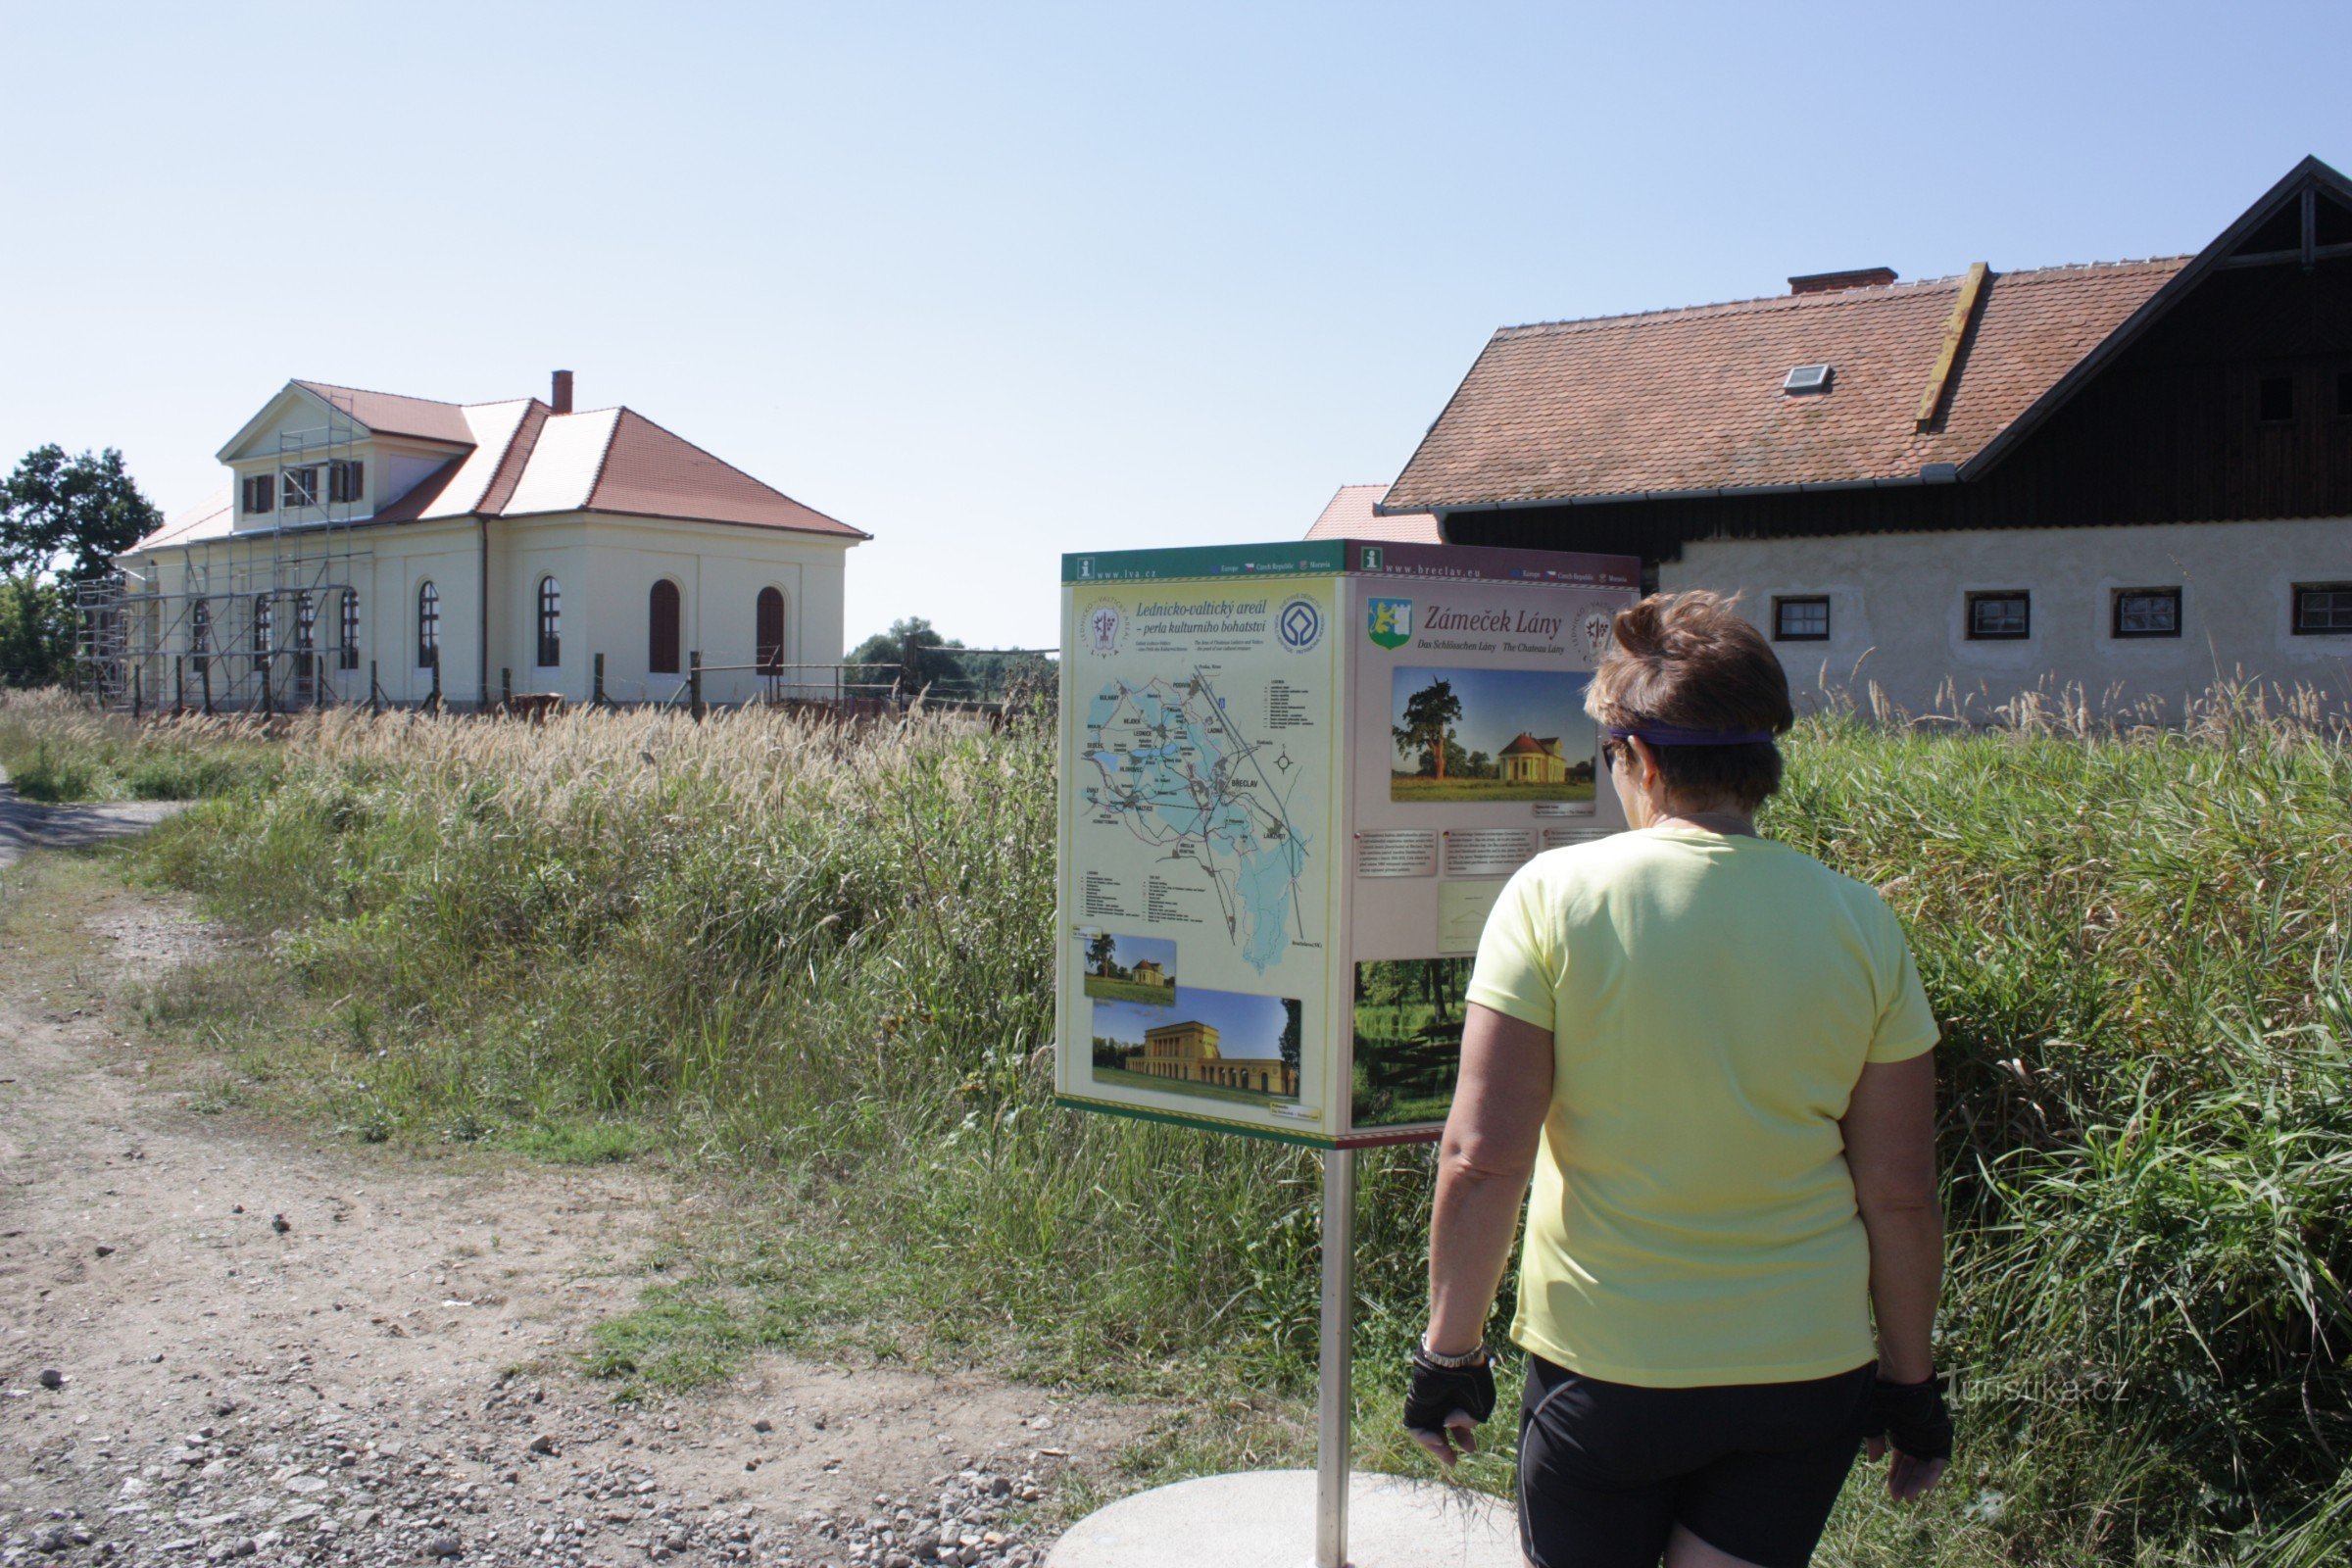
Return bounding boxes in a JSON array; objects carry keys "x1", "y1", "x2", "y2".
[
  {"x1": 1278, "y1": 598, "x2": 1323, "y2": 653},
  {"x1": 1084, "y1": 601, "x2": 1123, "y2": 657},
  {"x1": 1575, "y1": 602, "x2": 1618, "y2": 662}
]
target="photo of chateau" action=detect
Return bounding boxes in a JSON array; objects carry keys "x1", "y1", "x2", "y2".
[
  {"x1": 1089, "y1": 987, "x2": 1302, "y2": 1106},
  {"x1": 1497, "y1": 732, "x2": 1571, "y2": 785},
  {"x1": 1390, "y1": 666, "x2": 1597, "y2": 804},
  {"x1": 1078, "y1": 931, "x2": 1179, "y2": 1004}
]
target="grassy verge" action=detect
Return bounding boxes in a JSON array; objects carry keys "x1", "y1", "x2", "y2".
[
  {"x1": 0, "y1": 688, "x2": 280, "y2": 801},
  {"x1": 19, "y1": 689, "x2": 2343, "y2": 1566}
]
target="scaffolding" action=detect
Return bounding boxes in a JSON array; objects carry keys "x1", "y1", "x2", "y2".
[{"x1": 79, "y1": 391, "x2": 373, "y2": 713}]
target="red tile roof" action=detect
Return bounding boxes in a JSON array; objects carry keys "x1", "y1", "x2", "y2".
[
  {"x1": 1304, "y1": 483, "x2": 1440, "y2": 542},
  {"x1": 290, "y1": 380, "x2": 478, "y2": 445},
  {"x1": 133, "y1": 381, "x2": 866, "y2": 551},
  {"x1": 577, "y1": 411, "x2": 862, "y2": 536},
  {"x1": 1384, "y1": 260, "x2": 2186, "y2": 511}
]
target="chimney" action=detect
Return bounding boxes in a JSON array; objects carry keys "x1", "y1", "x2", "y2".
[
  {"x1": 551, "y1": 369, "x2": 574, "y2": 415},
  {"x1": 1788, "y1": 268, "x2": 1897, "y2": 296}
]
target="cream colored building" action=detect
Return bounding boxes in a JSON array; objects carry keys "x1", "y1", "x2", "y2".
[
  {"x1": 1127, "y1": 1019, "x2": 1298, "y2": 1096},
  {"x1": 113, "y1": 374, "x2": 865, "y2": 710}
]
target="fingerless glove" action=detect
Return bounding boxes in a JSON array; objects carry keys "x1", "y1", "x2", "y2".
[
  {"x1": 1862, "y1": 1371, "x2": 1954, "y2": 1462},
  {"x1": 1402, "y1": 1348, "x2": 1496, "y2": 1435}
]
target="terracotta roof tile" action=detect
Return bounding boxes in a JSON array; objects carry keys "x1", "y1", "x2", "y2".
[
  {"x1": 290, "y1": 380, "x2": 477, "y2": 446},
  {"x1": 1304, "y1": 483, "x2": 1441, "y2": 542},
  {"x1": 579, "y1": 410, "x2": 866, "y2": 538},
  {"x1": 1385, "y1": 260, "x2": 2187, "y2": 511}
]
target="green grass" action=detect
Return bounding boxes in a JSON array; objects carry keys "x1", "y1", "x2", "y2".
[
  {"x1": 1086, "y1": 1061, "x2": 1297, "y2": 1106},
  {"x1": 1389, "y1": 774, "x2": 1594, "y2": 803},
  {"x1": 0, "y1": 689, "x2": 279, "y2": 802},
  {"x1": 32, "y1": 685, "x2": 2349, "y2": 1566},
  {"x1": 1082, "y1": 975, "x2": 1178, "y2": 1004}
]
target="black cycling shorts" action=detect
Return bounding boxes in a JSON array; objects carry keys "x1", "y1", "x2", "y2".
[{"x1": 1517, "y1": 1353, "x2": 1873, "y2": 1568}]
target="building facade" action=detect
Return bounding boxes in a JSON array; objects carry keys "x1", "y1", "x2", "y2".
[
  {"x1": 1497, "y1": 732, "x2": 1569, "y2": 784},
  {"x1": 1126, "y1": 1020, "x2": 1298, "y2": 1096},
  {"x1": 1379, "y1": 158, "x2": 2352, "y2": 718},
  {"x1": 109, "y1": 374, "x2": 866, "y2": 710}
]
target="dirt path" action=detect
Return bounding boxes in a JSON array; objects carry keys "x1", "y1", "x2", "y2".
[{"x1": 0, "y1": 817, "x2": 1143, "y2": 1567}]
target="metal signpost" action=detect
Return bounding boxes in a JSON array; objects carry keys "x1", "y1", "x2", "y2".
[{"x1": 1050, "y1": 540, "x2": 1638, "y2": 1568}]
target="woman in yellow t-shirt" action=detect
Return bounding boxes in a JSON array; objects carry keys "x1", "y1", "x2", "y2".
[{"x1": 1401, "y1": 593, "x2": 1951, "y2": 1568}]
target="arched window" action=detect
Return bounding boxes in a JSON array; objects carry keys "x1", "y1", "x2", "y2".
[
  {"x1": 536, "y1": 576, "x2": 562, "y2": 667},
  {"x1": 756, "y1": 587, "x2": 785, "y2": 675},
  {"x1": 417, "y1": 580, "x2": 440, "y2": 669},
  {"x1": 252, "y1": 595, "x2": 272, "y2": 656},
  {"x1": 190, "y1": 598, "x2": 212, "y2": 676},
  {"x1": 339, "y1": 589, "x2": 361, "y2": 670},
  {"x1": 648, "y1": 580, "x2": 681, "y2": 675},
  {"x1": 295, "y1": 592, "x2": 317, "y2": 651}
]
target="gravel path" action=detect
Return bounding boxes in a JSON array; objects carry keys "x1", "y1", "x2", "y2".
[
  {"x1": 0, "y1": 770, "x2": 184, "y2": 870},
  {"x1": 0, "y1": 824, "x2": 1144, "y2": 1566}
]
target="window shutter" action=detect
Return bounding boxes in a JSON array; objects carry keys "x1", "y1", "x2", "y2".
[{"x1": 649, "y1": 581, "x2": 681, "y2": 674}]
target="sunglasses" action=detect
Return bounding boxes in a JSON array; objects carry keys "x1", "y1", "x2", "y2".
[{"x1": 1601, "y1": 737, "x2": 1633, "y2": 772}]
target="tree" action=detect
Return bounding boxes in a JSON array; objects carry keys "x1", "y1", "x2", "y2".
[
  {"x1": 1393, "y1": 677, "x2": 1462, "y2": 780},
  {"x1": 1279, "y1": 998, "x2": 1302, "y2": 1078},
  {"x1": 0, "y1": 574, "x2": 76, "y2": 686},
  {"x1": 2, "y1": 445, "x2": 161, "y2": 583},
  {"x1": 845, "y1": 616, "x2": 968, "y2": 696},
  {"x1": 1087, "y1": 931, "x2": 1119, "y2": 978}
]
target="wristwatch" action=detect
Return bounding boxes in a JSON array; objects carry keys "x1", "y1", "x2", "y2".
[{"x1": 1415, "y1": 1339, "x2": 1489, "y2": 1369}]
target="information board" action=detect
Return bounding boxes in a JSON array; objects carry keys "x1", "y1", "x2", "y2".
[{"x1": 1054, "y1": 539, "x2": 1640, "y2": 1147}]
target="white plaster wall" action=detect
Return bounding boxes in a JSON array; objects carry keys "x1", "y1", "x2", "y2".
[
  {"x1": 1659, "y1": 516, "x2": 2352, "y2": 718},
  {"x1": 124, "y1": 510, "x2": 859, "y2": 710},
  {"x1": 122, "y1": 518, "x2": 482, "y2": 708}
]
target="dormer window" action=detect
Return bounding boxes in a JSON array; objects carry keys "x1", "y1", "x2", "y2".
[
  {"x1": 241, "y1": 474, "x2": 274, "y2": 514},
  {"x1": 328, "y1": 459, "x2": 366, "y2": 505},
  {"x1": 283, "y1": 466, "x2": 321, "y2": 507}
]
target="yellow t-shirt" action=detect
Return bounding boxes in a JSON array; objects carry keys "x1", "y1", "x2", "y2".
[{"x1": 1465, "y1": 826, "x2": 1938, "y2": 1388}]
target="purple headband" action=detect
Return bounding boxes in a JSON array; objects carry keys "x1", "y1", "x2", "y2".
[{"x1": 1606, "y1": 723, "x2": 1777, "y2": 748}]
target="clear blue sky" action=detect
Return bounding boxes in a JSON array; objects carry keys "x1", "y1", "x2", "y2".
[{"x1": 5, "y1": 2, "x2": 2346, "y2": 651}]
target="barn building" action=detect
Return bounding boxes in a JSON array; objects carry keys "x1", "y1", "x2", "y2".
[
  {"x1": 109, "y1": 373, "x2": 865, "y2": 710},
  {"x1": 1380, "y1": 157, "x2": 2352, "y2": 717}
]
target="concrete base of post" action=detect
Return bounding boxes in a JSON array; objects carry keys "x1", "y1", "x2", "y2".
[{"x1": 1042, "y1": 1470, "x2": 1520, "y2": 1568}]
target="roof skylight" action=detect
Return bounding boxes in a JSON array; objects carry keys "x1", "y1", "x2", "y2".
[{"x1": 1784, "y1": 364, "x2": 1833, "y2": 394}]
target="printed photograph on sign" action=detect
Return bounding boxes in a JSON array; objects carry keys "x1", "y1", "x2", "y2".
[
  {"x1": 1077, "y1": 931, "x2": 1179, "y2": 1004},
  {"x1": 1351, "y1": 957, "x2": 1475, "y2": 1128},
  {"x1": 1390, "y1": 666, "x2": 1597, "y2": 807},
  {"x1": 1090, "y1": 986, "x2": 1302, "y2": 1105}
]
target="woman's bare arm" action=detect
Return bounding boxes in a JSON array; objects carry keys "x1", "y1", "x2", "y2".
[
  {"x1": 1840, "y1": 1052, "x2": 1941, "y2": 1381},
  {"x1": 1841, "y1": 1050, "x2": 1946, "y2": 1500},
  {"x1": 1425, "y1": 1003, "x2": 1555, "y2": 1356}
]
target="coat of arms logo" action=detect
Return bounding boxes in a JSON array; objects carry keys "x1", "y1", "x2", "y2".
[
  {"x1": 1085, "y1": 602, "x2": 1123, "y2": 656},
  {"x1": 1366, "y1": 597, "x2": 1413, "y2": 651}
]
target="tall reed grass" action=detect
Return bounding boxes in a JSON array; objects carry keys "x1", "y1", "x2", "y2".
[
  {"x1": 0, "y1": 688, "x2": 279, "y2": 801},
  {"x1": 18, "y1": 685, "x2": 2344, "y2": 1565}
]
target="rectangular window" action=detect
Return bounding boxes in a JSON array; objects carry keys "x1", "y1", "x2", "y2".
[
  {"x1": 2112, "y1": 587, "x2": 2181, "y2": 639},
  {"x1": 1967, "y1": 591, "x2": 2031, "y2": 640},
  {"x1": 2294, "y1": 583, "x2": 2352, "y2": 635},
  {"x1": 2258, "y1": 375, "x2": 2295, "y2": 423},
  {"x1": 282, "y1": 466, "x2": 320, "y2": 507},
  {"x1": 241, "y1": 474, "x2": 274, "y2": 514},
  {"x1": 1772, "y1": 596, "x2": 1830, "y2": 641},
  {"x1": 327, "y1": 459, "x2": 366, "y2": 505},
  {"x1": 338, "y1": 590, "x2": 360, "y2": 670}
]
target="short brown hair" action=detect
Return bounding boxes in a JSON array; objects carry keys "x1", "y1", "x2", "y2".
[{"x1": 1585, "y1": 592, "x2": 1793, "y2": 810}]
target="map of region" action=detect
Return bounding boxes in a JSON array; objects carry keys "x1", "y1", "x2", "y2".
[{"x1": 1082, "y1": 672, "x2": 1311, "y2": 972}]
